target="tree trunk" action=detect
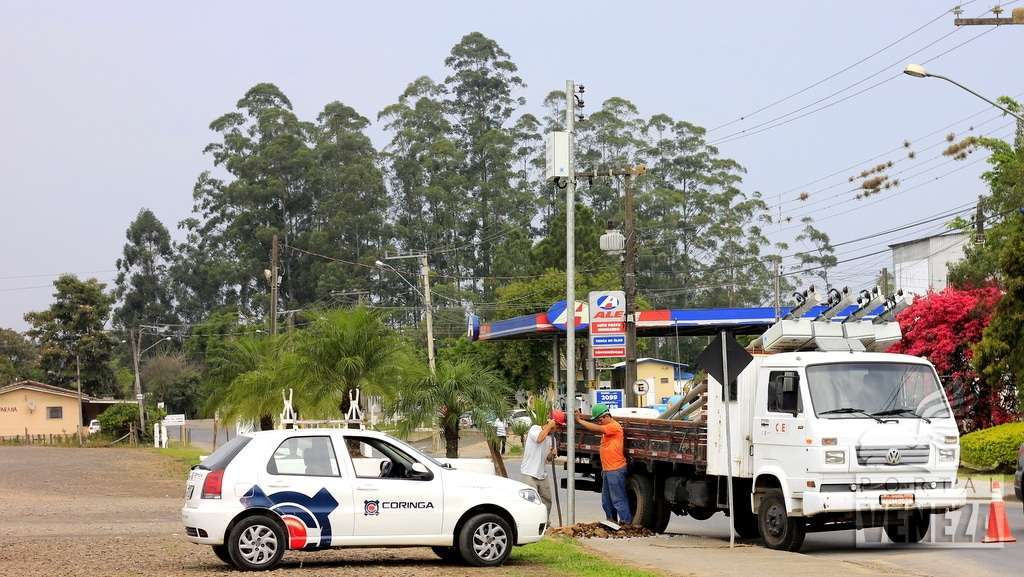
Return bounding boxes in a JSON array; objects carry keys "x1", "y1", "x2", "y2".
[
  {"x1": 259, "y1": 415, "x2": 274, "y2": 431},
  {"x1": 443, "y1": 423, "x2": 459, "y2": 458},
  {"x1": 488, "y1": 440, "x2": 508, "y2": 478}
]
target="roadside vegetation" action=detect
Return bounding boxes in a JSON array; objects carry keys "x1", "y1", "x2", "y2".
[{"x1": 513, "y1": 538, "x2": 662, "y2": 577}]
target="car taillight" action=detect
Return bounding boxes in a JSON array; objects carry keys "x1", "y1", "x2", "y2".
[{"x1": 202, "y1": 470, "x2": 223, "y2": 499}]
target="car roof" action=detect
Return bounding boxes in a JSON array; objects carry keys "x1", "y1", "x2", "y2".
[{"x1": 242, "y1": 428, "x2": 395, "y2": 441}]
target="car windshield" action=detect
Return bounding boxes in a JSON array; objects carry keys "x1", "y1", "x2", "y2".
[{"x1": 806, "y1": 362, "x2": 950, "y2": 419}]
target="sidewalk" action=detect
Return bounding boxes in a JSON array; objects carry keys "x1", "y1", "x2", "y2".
[{"x1": 580, "y1": 534, "x2": 923, "y2": 577}]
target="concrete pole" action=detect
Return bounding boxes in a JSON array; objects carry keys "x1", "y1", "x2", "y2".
[
  {"x1": 270, "y1": 234, "x2": 279, "y2": 336},
  {"x1": 420, "y1": 254, "x2": 436, "y2": 375},
  {"x1": 565, "y1": 79, "x2": 577, "y2": 525},
  {"x1": 132, "y1": 329, "x2": 145, "y2": 433},
  {"x1": 721, "y1": 330, "x2": 735, "y2": 548},
  {"x1": 624, "y1": 172, "x2": 638, "y2": 406},
  {"x1": 76, "y1": 354, "x2": 83, "y2": 446}
]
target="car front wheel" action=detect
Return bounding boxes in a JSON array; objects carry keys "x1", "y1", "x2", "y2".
[
  {"x1": 457, "y1": 513, "x2": 513, "y2": 567},
  {"x1": 227, "y1": 515, "x2": 286, "y2": 571}
]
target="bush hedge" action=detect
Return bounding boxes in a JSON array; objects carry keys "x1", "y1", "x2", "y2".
[{"x1": 959, "y1": 421, "x2": 1024, "y2": 473}]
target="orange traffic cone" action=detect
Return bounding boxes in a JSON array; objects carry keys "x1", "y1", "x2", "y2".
[{"x1": 982, "y1": 480, "x2": 1016, "y2": 543}]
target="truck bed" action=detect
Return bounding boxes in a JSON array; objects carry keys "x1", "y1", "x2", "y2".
[{"x1": 556, "y1": 417, "x2": 707, "y2": 470}]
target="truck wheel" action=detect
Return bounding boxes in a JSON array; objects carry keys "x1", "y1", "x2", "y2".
[
  {"x1": 431, "y1": 546, "x2": 462, "y2": 563},
  {"x1": 212, "y1": 545, "x2": 232, "y2": 565},
  {"x1": 651, "y1": 500, "x2": 672, "y2": 533},
  {"x1": 227, "y1": 514, "x2": 286, "y2": 571},
  {"x1": 457, "y1": 513, "x2": 513, "y2": 567},
  {"x1": 627, "y1": 474, "x2": 656, "y2": 528},
  {"x1": 884, "y1": 511, "x2": 930, "y2": 544},
  {"x1": 757, "y1": 491, "x2": 805, "y2": 551}
]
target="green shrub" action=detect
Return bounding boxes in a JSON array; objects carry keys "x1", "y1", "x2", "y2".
[
  {"x1": 960, "y1": 421, "x2": 1024, "y2": 473},
  {"x1": 97, "y1": 403, "x2": 166, "y2": 440}
]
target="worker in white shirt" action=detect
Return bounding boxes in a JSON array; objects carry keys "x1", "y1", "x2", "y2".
[
  {"x1": 494, "y1": 418, "x2": 508, "y2": 454},
  {"x1": 520, "y1": 410, "x2": 565, "y2": 518}
]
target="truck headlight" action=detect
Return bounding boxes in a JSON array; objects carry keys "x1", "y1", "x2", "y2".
[
  {"x1": 825, "y1": 450, "x2": 846, "y2": 464},
  {"x1": 519, "y1": 488, "x2": 541, "y2": 504},
  {"x1": 938, "y1": 448, "x2": 956, "y2": 462}
]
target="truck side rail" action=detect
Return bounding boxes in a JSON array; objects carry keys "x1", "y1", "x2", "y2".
[{"x1": 556, "y1": 416, "x2": 707, "y2": 468}]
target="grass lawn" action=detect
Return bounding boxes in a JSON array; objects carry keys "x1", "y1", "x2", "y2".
[
  {"x1": 513, "y1": 537, "x2": 661, "y2": 577},
  {"x1": 154, "y1": 446, "x2": 207, "y2": 476}
]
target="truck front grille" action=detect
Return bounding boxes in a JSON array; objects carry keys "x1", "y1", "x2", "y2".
[{"x1": 856, "y1": 445, "x2": 929, "y2": 466}]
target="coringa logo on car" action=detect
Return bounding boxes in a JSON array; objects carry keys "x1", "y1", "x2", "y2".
[{"x1": 363, "y1": 499, "x2": 380, "y2": 516}]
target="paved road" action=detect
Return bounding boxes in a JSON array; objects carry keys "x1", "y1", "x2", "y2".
[{"x1": 503, "y1": 459, "x2": 1024, "y2": 577}]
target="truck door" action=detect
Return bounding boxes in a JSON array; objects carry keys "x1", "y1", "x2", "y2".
[
  {"x1": 259, "y1": 434, "x2": 354, "y2": 548},
  {"x1": 753, "y1": 370, "x2": 807, "y2": 475},
  {"x1": 342, "y1": 435, "x2": 444, "y2": 538}
]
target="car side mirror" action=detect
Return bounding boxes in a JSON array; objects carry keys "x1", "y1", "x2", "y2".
[{"x1": 410, "y1": 462, "x2": 432, "y2": 480}]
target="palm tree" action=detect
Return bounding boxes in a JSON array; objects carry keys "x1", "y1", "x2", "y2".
[
  {"x1": 392, "y1": 357, "x2": 510, "y2": 458},
  {"x1": 209, "y1": 333, "x2": 293, "y2": 430},
  {"x1": 289, "y1": 308, "x2": 417, "y2": 420}
]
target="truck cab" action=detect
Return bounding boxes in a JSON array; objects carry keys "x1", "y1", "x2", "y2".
[{"x1": 707, "y1": 351, "x2": 964, "y2": 549}]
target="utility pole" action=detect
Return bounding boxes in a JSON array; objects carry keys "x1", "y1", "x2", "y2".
[
  {"x1": 881, "y1": 267, "x2": 890, "y2": 296},
  {"x1": 419, "y1": 254, "x2": 436, "y2": 374},
  {"x1": 773, "y1": 257, "x2": 782, "y2": 321},
  {"x1": 623, "y1": 168, "x2": 638, "y2": 407},
  {"x1": 380, "y1": 254, "x2": 435, "y2": 375},
  {"x1": 976, "y1": 195, "x2": 985, "y2": 244},
  {"x1": 76, "y1": 354, "x2": 83, "y2": 446},
  {"x1": 131, "y1": 328, "x2": 145, "y2": 433},
  {"x1": 564, "y1": 79, "x2": 578, "y2": 526},
  {"x1": 269, "y1": 234, "x2": 280, "y2": 336}
]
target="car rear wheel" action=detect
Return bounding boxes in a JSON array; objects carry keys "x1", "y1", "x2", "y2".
[
  {"x1": 431, "y1": 546, "x2": 462, "y2": 563},
  {"x1": 227, "y1": 515, "x2": 286, "y2": 571},
  {"x1": 212, "y1": 545, "x2": 232, "y2": 565},
  {"x1": 457, "y1": 513, "x2": 513, "y2": 567},
  {"x1": 757, "y1": 491, "x2": 804, "y2": 551}
]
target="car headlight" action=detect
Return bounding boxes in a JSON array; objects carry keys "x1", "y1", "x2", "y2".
[
  {"x1": 825, "y1": 450, "x2": 846, "y2": 464},
  {"x1": 519, "y1": 488, "x2": 541, "y2": 504},
  {"x1": 938, "y1": 448, "x2": 956, "y2": 462}
]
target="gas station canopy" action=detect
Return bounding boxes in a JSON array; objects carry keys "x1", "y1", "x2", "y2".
[{"x1": 468, "y1": 303, "x2": 877, "y2": 341}]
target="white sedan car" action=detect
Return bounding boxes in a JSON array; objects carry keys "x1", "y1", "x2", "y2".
[{"x1": 181, "y1": 428, "x2": 547, "y2": 570}]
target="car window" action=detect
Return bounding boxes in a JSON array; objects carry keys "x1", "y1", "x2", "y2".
[
  {"x1": 267, "y1": 436, "x2": 341, "y2": 477},
  {"x1": 198, "y1": 435, "x2": 251, "y2": 470},
  {"x1": 344, "y1": 436, "x2": 427, "y2": 480}
]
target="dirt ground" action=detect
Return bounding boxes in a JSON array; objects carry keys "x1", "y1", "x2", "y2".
[{"x1": 0, "y1": 446, "x2": 551, "y2": 577}]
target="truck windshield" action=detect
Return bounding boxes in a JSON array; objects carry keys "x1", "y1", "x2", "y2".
[{"x1": 806, "y1": 362, "x2": 950, "y2": 420}]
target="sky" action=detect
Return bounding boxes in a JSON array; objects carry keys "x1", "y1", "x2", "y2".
[{"x1": 1, "y1": 0, "x2": 1020, "y2": 330}]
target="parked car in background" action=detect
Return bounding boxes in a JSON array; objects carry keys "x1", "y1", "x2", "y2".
[
  {"x1": 88, "y1": 420, "x2": 101, "y2": 434},
  {"x1": 458, "y1": 412, "x2": 474, "y2": 429},
  {"x1": 508, "y1": 409, "x2": 532, "y2": 427}
]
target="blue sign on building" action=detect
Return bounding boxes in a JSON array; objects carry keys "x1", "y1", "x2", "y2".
[{"x1": 594, "y1": 389, "x2": 624, "y2": 410}]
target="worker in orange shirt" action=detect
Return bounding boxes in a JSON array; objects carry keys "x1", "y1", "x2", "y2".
[{"x1": 575, "y1": 403, "x2": 633, "y2": 525}]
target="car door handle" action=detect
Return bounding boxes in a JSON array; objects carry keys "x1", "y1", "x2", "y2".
[
  {"x1": 266, "y1": 482, "x2": 289, "y2": 488},
  {"x1": 357, "y1": 484, "x2": 379, "y2": 491}
]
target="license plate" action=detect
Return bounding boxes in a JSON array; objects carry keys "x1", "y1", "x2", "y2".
[
  {"x1": 186, "y1": 485, "x2": 195, "y2": 500},
  {"x1": 879, "y1": 493, "x2": 914, "y2": 508}
]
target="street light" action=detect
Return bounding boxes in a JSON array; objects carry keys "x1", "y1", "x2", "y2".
[{"x1": 903, "y1": 64, "x2": 1024, "y2": 122}]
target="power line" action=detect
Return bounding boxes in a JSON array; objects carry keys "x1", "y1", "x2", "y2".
[
  {"x1": 706, "y1": 3, "x2": 964, "y2": 133},
  {"x1": 708, "y1": 8, "x2": 1003, "y2": 148}
]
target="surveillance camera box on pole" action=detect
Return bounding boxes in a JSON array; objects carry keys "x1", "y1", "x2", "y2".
[{"x1": 545, "y1": 131, "x2": 570, "y2": 181}]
